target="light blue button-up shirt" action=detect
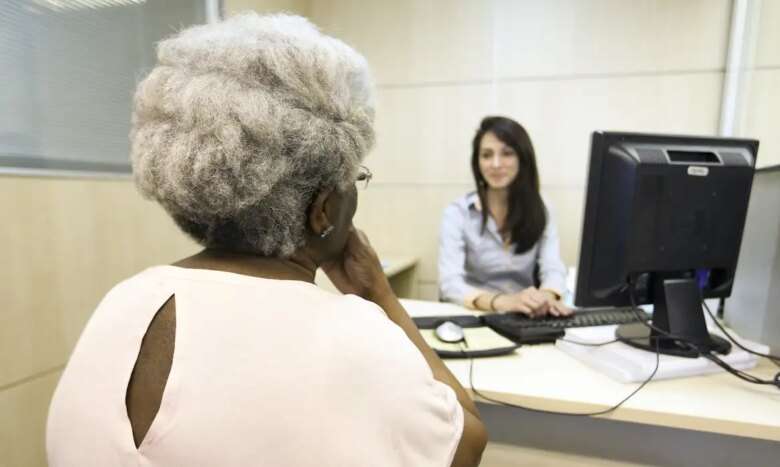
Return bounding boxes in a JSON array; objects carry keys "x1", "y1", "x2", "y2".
[{"x1": 438, "y1": 192, "x2": 567, "y2": 306}]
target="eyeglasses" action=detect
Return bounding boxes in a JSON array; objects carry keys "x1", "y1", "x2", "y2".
[{"x1": 356, "y1": 165, "x2": 373, "y2": 190}]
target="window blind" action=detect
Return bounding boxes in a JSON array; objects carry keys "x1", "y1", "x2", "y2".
[{"x1": 0, "y1": 0, "x2": 208, "y2": 176}]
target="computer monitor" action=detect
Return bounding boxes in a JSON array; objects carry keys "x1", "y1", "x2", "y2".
[{"x1": 575, "y1": 131, "x2": 758, "y2": 358}]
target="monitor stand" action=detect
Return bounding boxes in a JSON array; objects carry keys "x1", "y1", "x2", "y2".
[{"x1": 615, "y1": 276, "x2": 731, "y2": 358}]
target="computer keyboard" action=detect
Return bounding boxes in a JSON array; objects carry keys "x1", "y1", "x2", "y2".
[
  {"x1": 487, "y1": 307, "x2": 651, "y2": 329},
  {"x1": 412, "y1": 315, "x2": 484, "y2": 329},
  {"x1": 412, "y1": 308, "x2": 651, "y2": 345},
  {"x1": 482, "y1": 307, "x2": 651, "y2": 344}
]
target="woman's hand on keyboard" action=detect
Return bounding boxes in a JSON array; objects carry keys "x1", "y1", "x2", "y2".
[
  {"x1": 539, "y1": 290, "x2": 574, "y2": 317},
  {"x1": 492, "y1": 288, "x2": 574, "y2": 317},
  {"x1": 493, "y1": 287, "x2": 548, "y2": 317}
]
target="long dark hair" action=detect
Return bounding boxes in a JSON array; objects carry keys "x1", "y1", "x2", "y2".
[{"x1": 471, "y1": 116, "x2": 546, "y2": 254}]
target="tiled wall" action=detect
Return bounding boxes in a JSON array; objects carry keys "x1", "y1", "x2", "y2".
[{"x1": 309, "y1": 0, "x2": 733, "y2": 300}]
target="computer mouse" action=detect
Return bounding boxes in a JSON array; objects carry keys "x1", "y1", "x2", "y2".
[{"x1": 434, "y1": 320, "x2": 465, "y2": 344}]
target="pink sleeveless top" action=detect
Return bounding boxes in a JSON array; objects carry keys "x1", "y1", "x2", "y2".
[{"x1": 47, "y1": 266, "x2": 463, "y2": 466}]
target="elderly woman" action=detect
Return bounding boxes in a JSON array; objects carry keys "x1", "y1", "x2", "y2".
[{"x1": 46, "y1": 13, "x2": 486, "y2": 467}]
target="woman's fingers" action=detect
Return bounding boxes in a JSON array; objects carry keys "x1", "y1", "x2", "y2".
[
  {"x1": 521, "y1": 295, "x2": 543, "y2": 308},
  {"x1": 518, "y1": 296, "x2": 548, "y2": 317},
  {"x1": 530, "y1": 289, "x2": 552, "y2": 303},
  {"x1": 556, "y1": 302, "x2": 574, "y2": 316},
  {"x1": 533, "y1": 303, "x2": 550, "y2": 317},
  {"x1": 505, "y1": 290, "x2": 573, "y2": 318},
  {"x1": 503, "y1": 290, "x2": 574, "y2": 318},
  {"x1": 545, "y1": 300, "x2": 572, "y2": 317}
]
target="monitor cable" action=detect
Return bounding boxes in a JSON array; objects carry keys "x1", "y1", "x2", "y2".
[
  {"x1": 700, "y1": 300, "x2": 780, "y2": 365},
  {"x1": 458, "y1": 332, "x2": 660, "y2": 417},
  {"x1": 557, "y1": 337, "x2": 620, "y2": 347},
  {"x1": 716, "y1": 297, "x2": 726, "y2": 320},
  {"x1": 702, "y1": 351, "x2": 780, "y2": 388},
  {"x1": 699, "y1": 300, "x2": 780, "y2": 388}
]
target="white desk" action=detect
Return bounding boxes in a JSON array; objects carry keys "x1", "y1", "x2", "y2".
[{"x1": 401, "y1": 299, "x2": 780, "y2": 465}]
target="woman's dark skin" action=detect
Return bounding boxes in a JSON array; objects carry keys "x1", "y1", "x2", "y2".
[{"x1": 126, "y1": 184, "x2": 487, "y2": 466}]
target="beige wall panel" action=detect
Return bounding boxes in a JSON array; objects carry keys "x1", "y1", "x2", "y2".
[
  {"x1": 744, "y1": 69, "x2": 780, "y2": 168},
  {"x1": 309, "y1": 0, "x2": 494, "y2": 85},
  {"x1": 353, "y1": 183, "x2": 472, "y2": 283},
  {"x1": 495, "y1": 73, "x2": 724, "y2": 188},
  {"x1": 225, "y1": 0, "x2": 309, "y2": 16},
  {"x1": 0, "y1": 177, "x2": 198, "y2": 387},
  {"x1": 756, "y1": 0, "x2": 780, "y2": 68},
  {"x1": 1, "y1": 182, "x2": 67, "y2": 387},
  {"x1": 540, "y1": 186, "x2": 586, "y2": 268},
  {"x1": 368, "y1": 84, "x2": 495, "y2": 185},
  {"x1": 417, "y1": 281, "x2": 440, "y2": 301},
  {"x1": 494, "y1": 0, "x2": 730, "y2": 78},
  {"x1": 0, "y1": 371, "x2": 61, "y2": 467}
]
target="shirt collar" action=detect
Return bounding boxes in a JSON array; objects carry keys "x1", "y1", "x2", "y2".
[
  {"x1": 467, "y1": 191, "x2": 511, "y2": 247},
  {"x1": 466, "y1": 191, "x2": 483, "y2": 212}
]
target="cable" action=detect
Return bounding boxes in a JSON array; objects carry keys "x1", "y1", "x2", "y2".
[
  {"x1": 699, "y1": 300, "x2": 780, "y2": 388},
  {"x1": 456, "y1": 283, "x2": 662, "y2": 416},
  {"x1": 558, "y1": 337, "x2": 620, "y2": 347},
  {"x1": 716, "y1": 297, "x2": 725, "y2": 320},
  {"x1": 701, "y1": 301, "x2": 780, "y2": 364},
  {"x1": 459, "y1": 338, "x2": 661, "y2": 417},
  {"x1": 559, "y1": 335, "x2": 662, "y2": 347},
  {"x1": 703, "y1": 352, "x2": 780, "y2": 388}
]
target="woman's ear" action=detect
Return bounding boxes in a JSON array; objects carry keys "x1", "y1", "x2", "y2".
[{"x1": 308, "y1": 188, "x2": 334, "y2": 237}]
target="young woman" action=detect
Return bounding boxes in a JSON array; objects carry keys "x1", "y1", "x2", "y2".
[{"x1": 439, "y1": 116, "x2": 572, "y2": 317}]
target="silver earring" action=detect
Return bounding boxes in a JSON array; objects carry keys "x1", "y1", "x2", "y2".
[{"x1": 320, "y1": 225, "x2": 334, "y2": 238}]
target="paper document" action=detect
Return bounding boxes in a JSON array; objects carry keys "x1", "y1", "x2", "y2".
[{"x1": 556, "y1": 325, "x2": 765, "y2": 383}]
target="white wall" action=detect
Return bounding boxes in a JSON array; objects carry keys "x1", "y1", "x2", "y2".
[
  {"x1": 225, "y1": 0, "x2": 308, "y2": 16},
  {"x1": 741, "y1": 0, "x2": 780, "y2": 168},
  {"x1": 309, "y1": 0, "x2": 733, "y2": 300}
]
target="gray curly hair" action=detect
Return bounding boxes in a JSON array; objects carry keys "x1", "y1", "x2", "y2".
[{"x1": 130, "y1": 13, "x2": 375, "y2": 257}]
